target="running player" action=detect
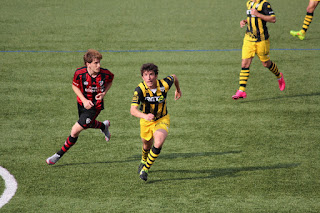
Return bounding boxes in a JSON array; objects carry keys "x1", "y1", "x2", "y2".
[
  {"x1": 232, "y1": 0, "x2": 285, "y2": 100},
  {"x1": 130, "y1": 63, "x2": 182, "y2": 181},
  {"x1": 290, "y1": 0, "x2": 319, "y2": 40},
  {"x1": 46, "y1": 49, "x2": 114, "y2": 165}
]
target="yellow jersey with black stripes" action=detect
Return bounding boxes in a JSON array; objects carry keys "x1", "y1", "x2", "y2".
[
  {"x1": 245, "y1": 0, "x2": 275, "y2": 42},
  {"x1": 131, "y1": 75, "x2": 175, "y2": 121}
]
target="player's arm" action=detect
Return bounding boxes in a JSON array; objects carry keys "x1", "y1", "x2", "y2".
[
  {"x1": 171, "y1": 74, "x2": 182, "y2": 100},
  {"x1": 251, "y1": 3, "x2": 276, "y2": 23},
  {"x1": 251, "y1": 9, "x2": 276, "y2": 23},
  {"x1": 130, "y1": 105, "x2": 154, "y2": 121},
  {"x1": 72, "y1": 84, "x2": 94, "y2": 109}
]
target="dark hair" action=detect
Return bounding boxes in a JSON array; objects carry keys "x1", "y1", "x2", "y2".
[
  {"x1": 83, "y1": 49, "x2": 102, "y2": 65},
  {"x1": 140, "y1": 63, "x2": 158, "y2": 76}
]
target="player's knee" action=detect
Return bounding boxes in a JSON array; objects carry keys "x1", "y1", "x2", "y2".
[
  {"x1": 262, "y1": 61, "x2": 271, "y2": 68},
  {"x1": 306, "y1": 5, "x2": 316, "y2": 13}
]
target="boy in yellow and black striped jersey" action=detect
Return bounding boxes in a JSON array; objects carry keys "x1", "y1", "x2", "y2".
[
  {"x1": 130, "y1": 63, "x2": 182, "y2": 181},
  {"x1": 290, "y1": 0, "x2": 319, "y2": 40},
  {"x1": 232, "y1": 0, "x2": 286, "y2": 100}
]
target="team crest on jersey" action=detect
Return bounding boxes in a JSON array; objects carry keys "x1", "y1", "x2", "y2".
[
  {"x1": 132, "y1": 91, "x2": 139, "y2": 102},
  {"x1": 158, "y1": 95, "x2": 165, "y2": 103},
  {"x1": 99, "y1": 81, "x2": 104, "y2": 86},
  {"x1": 86, "y1": 118, "x2": 91, "y2": 124},
  {"x1": 160, "y1": 87, "x2": 165, "y2": 92},
  {"x1": 84, "y1": 81, "x2": 88, "y2": 86}
]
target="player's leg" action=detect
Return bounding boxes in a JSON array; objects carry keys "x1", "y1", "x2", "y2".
[
  {"x1": 139, "y1": 130, "x2": 167, "y2": 181},
  {"x1": 85, "y1": 109, "x2": 111, "y2": 141},
  {"x1": 139, "y1": 116, "x2": 170, "y2": 181},
  {"x1": 232, "y1": 39, "x2": 254, "y2": 100},
  {"x1": 258, "y1": 40, "x2": 285, "y2": 91},
  {"x1": 290, "y1": 0, "x2": 319, "y2": 40},
  {"x1": 46, "y1": 105, "x2": 97, "y2": 165},
  {"x1": 138, "y1": 119, "x2": 154, "y2": 177},
  {"x1": 46, "y1": 122, "x2": 82, "y2": 165},
  {"x1": 145, "y1": 129, "x2": 167, "y2": 170},
  {"x1": 138, "y1": 138, "x2": 153, "y2": 173}
]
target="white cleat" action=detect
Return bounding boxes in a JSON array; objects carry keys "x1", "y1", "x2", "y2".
[
  {"x1": 46, "y1": 153, "x2": 61, "y2": 165},
  {"x1": 101, "y1": 120, "x2": 111, "y2": 141}
]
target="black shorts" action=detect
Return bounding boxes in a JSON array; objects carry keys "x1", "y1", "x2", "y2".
[{"x1": 77, "y1": 103, "x2": 102, "y2": 129}]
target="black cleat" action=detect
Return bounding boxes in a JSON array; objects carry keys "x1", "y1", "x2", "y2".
[{"x1": 139, "y1": 170, "x2": 148, "y2": 181}]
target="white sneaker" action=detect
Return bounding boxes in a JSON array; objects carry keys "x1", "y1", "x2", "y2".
[
  {"x1": 101, "y1": 120, "x2": 111, "y2": 141},
  {"x1": 46, "y1": 153, "x2": 61, "y2": 165}
]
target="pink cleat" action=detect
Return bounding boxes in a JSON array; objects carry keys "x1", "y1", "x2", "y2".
[
  {"x1": 232, "y1": 90, "x2": 247, "y2": 100},
  {"x1": 278, "y1": 73, "x2": 285, "y2": 91}
]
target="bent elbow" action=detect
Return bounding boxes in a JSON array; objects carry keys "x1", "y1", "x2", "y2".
[{"x1": 130, "y1": 107, "x2": 137, "y2": 116}]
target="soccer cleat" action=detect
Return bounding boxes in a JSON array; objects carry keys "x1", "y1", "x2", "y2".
[
  {"x1": 46, "y1": 153, "x2": 61, "y2": 165},
  {"x1": 139, "y1": 169, "x2": 148, "y2": 181},
  {"x1": 290, "y1": 30, "x2": 305, "y2": 41},
  {"x1": 101, "y1": 120, "x2": 111, "y2": 141},
  {"x1": 278, "y1": 73, "x2": 286, "y2": 91},
  {"x1": 138, "y1": 160, "x2": 146, "y2": 173},
  {"x1": 232, "y1": 90, "x2": 247, "y2": 100}
]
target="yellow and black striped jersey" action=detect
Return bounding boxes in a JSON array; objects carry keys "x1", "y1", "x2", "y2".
[
  {"x1": 245, "y1": 0, "x2": 275, "y2": 42},
  {"x1": 131, "y1": 75, "x2": 175, "y2": 121}
]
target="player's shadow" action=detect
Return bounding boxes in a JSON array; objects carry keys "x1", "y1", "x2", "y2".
[
  {"x1": 239, "y1": 92, "x2": 320, "y2": 103},
  {"x1": 147, "y1": 163, "x2": 300, "y2": 184},
  {"x1": 53, "y1": 150, "x2": 242, "y2": 167},
  {"x1": 128, "y1": 150, "x2": 242, "y2": 161}
]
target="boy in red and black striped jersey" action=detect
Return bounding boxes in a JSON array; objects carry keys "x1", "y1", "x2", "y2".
[{"x1": 46, "y1": 49, "x2": 114, "y2": 165}]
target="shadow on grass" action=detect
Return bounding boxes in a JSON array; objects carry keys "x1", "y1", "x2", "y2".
[
  {"x1": 53, "y1": 150, "x2": 242, "y2": 167},
  {"x1": 128, "y1": 150, "x2": 242, "y2": 161},
  {"x1": 147, "y1": 163, "x2": 300, "y2": 184},
  {"x1": 239, "y1": 92, "x2": 320, "y2": 103}
]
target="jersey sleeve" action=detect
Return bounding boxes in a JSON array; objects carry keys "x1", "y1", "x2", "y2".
[
  {"x1": 163, "y1": 75, "x2": 175, "y2": 89},
  {"x1": 102, "y1": 69, "x2": 114, "y2": 83},
  {"x1": 262, "y1": 2, "x2": 275, "y2": 16},
  {"x1": 106, "y1": 71, "x2": 114, "y2": 82},
  {"x1": 131, "y1": 87, "x2": 142, "y2": 106},
  {"x1": 72, "y1": 71, "x2": 80, "y2": 88}
]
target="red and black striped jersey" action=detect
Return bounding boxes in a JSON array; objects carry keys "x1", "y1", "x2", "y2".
[{"x1": 72, "y1": 66, "x2": 114, "y2": 110}]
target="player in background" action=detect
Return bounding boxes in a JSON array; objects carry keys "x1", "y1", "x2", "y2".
[
  {"x1": 290, "y1": 0, "x2": 319, "y2": 40},
  {"x1": 232, "y1": 0, "x2": 285, "y2": 100},
  {"x1": 130, "y1": 63, "x2": 182, "y2": 181},
  {"x1": 46, "y1": 49, "x2": 114, "y2": 165}
]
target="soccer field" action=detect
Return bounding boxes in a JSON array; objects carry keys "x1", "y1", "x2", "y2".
[{"x1": 1, "y1": 0, "x2": 319, "y2": 212}]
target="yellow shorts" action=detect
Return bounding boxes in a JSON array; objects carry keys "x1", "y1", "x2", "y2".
[
  {"x1": 140, "y1": 115, "x2": 170, "y2": 141},
  {"x1": 242, "y1": 39, "x2": 270, "y2": 62}
]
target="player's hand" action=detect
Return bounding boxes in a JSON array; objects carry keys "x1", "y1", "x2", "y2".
[
  {"x1": 250, "y1": 8, "x2": 259, "y2": 17},
  {"x1": 144, "y1": 113, "x2": 155, "y2": 121},
  {"x1": 95, "y1": 93, "x2": 105, "y2": 101},
  {"x1": 240, "y1": 20, "x2": 247, "y2": 28},
  {"x1": 83, "y1": 99, "x2": 94, "y2": 109},
  {"x1": 175, "y1": 89, "x2": 182, "y2": 100}
]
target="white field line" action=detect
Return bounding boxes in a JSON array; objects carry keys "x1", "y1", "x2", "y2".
[{"x1": 0, "y1": 166, "x2": 18, "y2": 208}]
